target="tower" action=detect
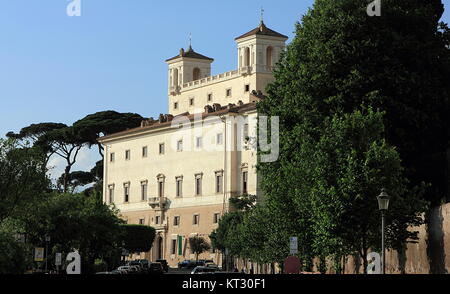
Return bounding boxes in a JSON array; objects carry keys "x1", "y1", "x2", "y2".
[
  {"x1": 235, "y1": 20, "x2": 288, "y2": 75},
  {"x1": 165, "y1": 45, "x2": 214, "y2": 96}
]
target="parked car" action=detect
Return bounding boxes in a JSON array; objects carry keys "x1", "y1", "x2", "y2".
[
  {"x1": 178, "y1": 260, "x2": 195, "y2": 269},
  {"x1": 127, "y1": 261, "x2": 145, "y2": 274},
  {"x1": 156, "y1": 259, "x2": 169, "y2": 272},
  {"x1": 138, "y1": 259, "x2": 150, "y2": 269},
  {"x1": 130, "y1": 265, "x2": 142, "y2": 274},
  {"x1": 110, "y1": 270, "x2": 124, "y2": 275},
  {"x1": 128, "y1": 261, "x2": 142, "y2": 268},
  {"x1": 117, "y1": 266, "x2": 132, "y2": 274},
  {"x1": 191, "y1": 266, "x2": 220, "y2": 274},
  {"x1": 148, "y1": 262, "x2": 165, "y2": 274},
  {"x1": 205, "y1": 262, "x2": 220, "y2": 269}
]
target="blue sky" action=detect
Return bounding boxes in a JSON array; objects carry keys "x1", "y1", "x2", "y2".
[{"x1": 1, "y1": 0, "x2": 449, "y2": 178}]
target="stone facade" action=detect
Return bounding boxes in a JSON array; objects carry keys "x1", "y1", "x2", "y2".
[{"x1": 99, "y1": 21, "x2": 288, "y2": 268}]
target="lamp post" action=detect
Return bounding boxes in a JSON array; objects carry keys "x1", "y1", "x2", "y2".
[
  {"x1": 377, "y1": 189, "x2": 390, "y2": 275},
  {"x1": 44, "y1": 235, "x2": 51, "y2": 273}
]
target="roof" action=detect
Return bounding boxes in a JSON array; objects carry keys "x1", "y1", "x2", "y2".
[
  {"x1": 235, "y1": 21, "x2": 288, "y2": 40},
  {"x1": 98, "y1": 102, "x2": 258, "y2": 143},
  {"x1": 166, "y1": 46, "x2": 214, "y2": 62}
]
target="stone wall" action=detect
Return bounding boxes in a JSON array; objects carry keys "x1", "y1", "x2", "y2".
[{"x1": 343, "y1": 203, "x2": 450, "y2": 274}]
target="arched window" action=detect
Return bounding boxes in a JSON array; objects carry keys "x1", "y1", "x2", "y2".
[
  {"x1": 193, "y1": 67, "x2": 201, "y2": 80},
  {"x1": 245, "y1": 47, "x2": 251, "y2": 67},
  {"x1": 266, "y1": 46, "x2": 274, "y2": 67},
  {"x1": 173, "y1": 68, "x2": 179, "y2": 87}
]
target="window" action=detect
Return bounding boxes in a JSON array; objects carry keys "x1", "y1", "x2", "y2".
[
  {"x1": 177, "y1": 140, "x2": 183, "y2": 152},
  {"x1": 226, "y1": 88, "x2": 232, "y2": 97},
  {"x1": 159, "y1": 143, "x2": 165, "y2": 155},
  {"x1": 195, "y1": 174, "x2": 203, "y2": 196},
  {"x1": 217, "y1": 133, "x2": 223, "y2": 145},
  {"x1": 142, "y1": 146, "x2": 148, "y2": 158},
  {"x1": 173, "y1": 68, "x2": 179, "y2": 86},
  {"x1": 171, "y1": 239, "x2": 177, "y2": 255},
  {"x1": 124, "y1": 184, "x2": 130, "y2": 203},
  {"x1": 176, "y1": 177, "x2": 183, "y2": 198},
  {"x1": 245, "y1": 84, "x2": 250, "y2": 92},
  {"x1": 245, "y1": 47, "x2": 250, "y2": 67},
  {"x1": 139, "y1": 218, "x2": 145, "y2": 225},
  {"x1": 174, "y1": 216, "x2": 180, "y2": 226},
  {"x1": 174, "y1": 102, "x2": 179, "y2": 110},
  {"x1": 125, "y1": 150, "x2": 131, "y2": 160},
  {"x1": 110, "y1": 153, "x2": 115, "y2": 163},
  {"x1": 193, "y1": 214, "x2": 200, "y2": 225},
  {"x1": 108, "y1": 186, "x2": 114, "y2": 204},
  {"x1": 196, "y1": 137, "x2": 203, "y2": 149},
  {"x1": 193, "y1": 68, "x2": 201, "y2": 80},
  {"x1": 189, "y1": 97, "x2": 195, "y2": 106},
  {"x1": 155, "y1": 216, "x2": 161, "y2": 225},
  {"x1": 244, "y1": 123, "x2": 249, "y2": 139},
  {"x1": 266, "y1": 46, "x2": 274, "y2": 67},
  {"x1": 207, "y1": 93, "x2": 213, "y2": 102},
  {"x1": 242, "y1": 171, "x2": 248, "y2": 194},
  {"x1": 141, "y1": 181, "x2": 148, "y2": 201},
  {"x1": 213, "y1": 213, "x2": 220, "y2": 224},
  {"x1": 158, "y1": 180, "x2": 164, "y2": 198},
  {"x1": 215, "y1": 172, "x2": 223, "y2": 194}
]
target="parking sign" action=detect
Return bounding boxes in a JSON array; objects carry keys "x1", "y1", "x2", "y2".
[
  {"x1": 34, "y1": 248, "x2": 44, "y2": 262},
  {"x1": 290, "y1": 237, "x2": 298, "y2": 255}
]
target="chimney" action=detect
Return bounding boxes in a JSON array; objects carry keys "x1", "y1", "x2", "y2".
[{"x1": 204, "y1": 105, "x2": 214, "y2": 113}]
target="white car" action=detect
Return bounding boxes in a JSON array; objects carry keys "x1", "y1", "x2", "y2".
[
  {"x1": 117, "y1": 266, "x2": 132, "y2": 274},
  {"x1": 205, "y1": 262, "x2": 220, "y2": 269},
  {"x1": 191, "y1": 266, "x2": 219, "y2": 274}
]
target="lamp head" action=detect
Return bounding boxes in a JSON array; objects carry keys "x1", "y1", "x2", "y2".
[{"x1": 377, "y1": 188, "x2": 390, "y2": 211}]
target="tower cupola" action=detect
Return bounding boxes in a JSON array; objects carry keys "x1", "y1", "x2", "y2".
[
  {"x1": 235, "y1": 21, "x2": 288, "y2": 75},
  {"x1": 166, "y1": 45, "x2": 214, "y2": 96}
]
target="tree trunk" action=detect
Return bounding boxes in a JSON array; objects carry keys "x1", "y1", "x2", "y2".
[
  {"x1": 63, "y1": 164, "x2": 71, "y2": 193},
  {"x1": 361, "y1": 248, "x2": 368, "y2": 274}
]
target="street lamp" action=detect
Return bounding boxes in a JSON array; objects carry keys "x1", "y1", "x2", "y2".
[
  {"x1": 377, "y1": 189, "x2": 390, "y2": 274},
  {"x1": 45, "y1": 235, "x2": 51, "y2": 273}
]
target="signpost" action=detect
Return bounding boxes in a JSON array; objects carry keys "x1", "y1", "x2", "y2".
[
  {"x1": 34, "y1": 248, "x2": 45, "y2": 262},
  {"x1": 55, "y1": 253, "x2": 62, "y2": 274},
  {"x1": 289, "y1": 237, "x2": 298, "y2": 255}
]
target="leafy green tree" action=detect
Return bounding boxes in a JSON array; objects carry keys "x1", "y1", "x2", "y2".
[
  {"x1": 256, "y1": 0, "x2": 444, "y2": 272},
  {"x1": 73, "y1": 111, "x2": 143, "y2": 157},
  {"x1": 6, "y1": 123, "x2": 67, "y2": 169},
  {"x1": 0, "y1": 232, "x2": 30, "y2": 274},
  {"x1": 21, "y1": 192, "x2": 124, "y2": 274},
  {"x1": 260, "y1": 0, "x2": 450, "y2": 205},
  {"x1": 188, "y1": 236, "x2": 210, "y2": 262},
  {"x1": 0, "y1": 139, "x2": 49, "y2": 224},
  {"x1": 121, "y1": 224, "x2": 156, "y2": 254}
]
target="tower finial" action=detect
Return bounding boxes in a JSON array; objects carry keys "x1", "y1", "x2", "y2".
[
  {"x1": 260, "y1": 6, "x2": 264, "y2": 24},
  {"x1": 188, "y1": 32, "x2": 192, "y2": 51}
]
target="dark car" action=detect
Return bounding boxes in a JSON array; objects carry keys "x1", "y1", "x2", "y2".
[
  {"x1": 178, "y1": 260, "x2": 194, "y2": 269},
  {"x1": 138, "y1": 259, "x2": 150, "y2": 269},
  {"x1": 148, "y1": 262, "x2": 165, "y2": 274},
  {"x1": 196, "y1": 259, "x2": 214, "y2": 267},
  {"x1": 156, "y1": 259, "x2": 169, "y2": 272}
]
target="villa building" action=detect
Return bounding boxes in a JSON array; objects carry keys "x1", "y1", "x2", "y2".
[{"x1": 99, "y1": 20, "x2": 288, "y2": 268}]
